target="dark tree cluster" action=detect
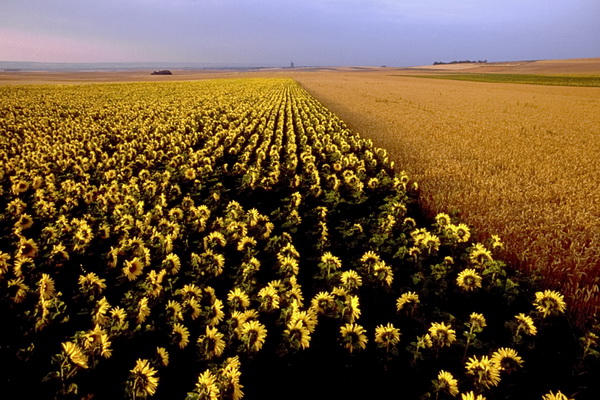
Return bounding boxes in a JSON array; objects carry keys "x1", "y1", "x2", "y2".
[{"x1": 433, "y1": 60, "x2": 487, "y2": 65}]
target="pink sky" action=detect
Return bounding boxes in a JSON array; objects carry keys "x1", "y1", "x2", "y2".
[
  {"x1": 1, "y1": 0, "x2": 599, "y2": 67},
  {"x1": 0, "y1": 28, "x2": 135, "y2": 63}
]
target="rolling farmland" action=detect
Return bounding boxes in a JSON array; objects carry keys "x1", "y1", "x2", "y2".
[{"x1": 0, "y1": 70, "x2": 599, "y2": 399}]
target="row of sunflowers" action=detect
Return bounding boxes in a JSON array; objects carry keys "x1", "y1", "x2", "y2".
[{"x1": 0, "y1": 78, "x2": 598, "y2": 399}]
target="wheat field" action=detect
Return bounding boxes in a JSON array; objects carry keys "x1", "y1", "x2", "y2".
[{"x1": 293, "y1": 70, "x2": 600, "y2": 327}]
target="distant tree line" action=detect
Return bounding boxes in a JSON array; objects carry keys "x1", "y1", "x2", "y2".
[
  {"x1": 433, "y1": 60, "x2": 487, "y2": 65},
  {"x1": 151, "y1": 70, "x2": 172, "y2": 75}
]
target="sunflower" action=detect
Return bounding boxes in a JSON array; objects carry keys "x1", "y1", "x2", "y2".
[
  {"x1": 534, "y1": 290, "x2": 567, "y2": 318},
  {"x1": 237, "y1": 236, "x2": 257, "y2": 252},
  {"x1": 491, "y1": 235, "x2": 503, "y2": 250},
  {"x1": 226, "y1": 221, "x2": 248, "y2": 242},
  {"x1": 290, "y1": 309, "x2": 318, "y2": 333},
  {"x1": 62, "y1": 341, "x2": 89, "y2": 369},
  {"x1": 227, "y1": 288, "x2": 251, "y2": 310},
  {"x1": 469, "y1": 243, "x2": 493, "y2": 266},
  {"x1": 198, "y1": 326, "x2": 226, "y2": 359},
  {"x1": 204, "y1": 231, "x2": 227, "y2": 249},
  {"x1": 542, "y1": 391, "x2": 573, "y2": 400},
  {"x1": 408, "y1": 246, "x2": 421, "y2": 259},
  {"x1": 184, "y1": 167, "x2": 197, "y2": 180},
  {"x1": 180, "y1": 283, "x2": 203, "y2": 300},
  {"x1": 428, "y1": 322, "x2": 457, "y2": 348},
  {"x1": 396, "y1": 291, "x2": 420, "y2": 312},
  {"x1": 239, "y1": 320, "x2": 267, "y2": 352},
  {"x1": 78, "y1": 272, "x2": 107, "y2": 295},
  {"x1": 172, "y1": 323, "x2": 191, "y2": 349},
  {"x1": 340, "y1": 270, "x2": 363, "y2": 291},
  {"x1": 11, "y1": 179, "x2": 30, "y2": 195},
  {"x1": 156, "y1": 347, "x2": 169, "y2": 367},
  {"x1": 129, "y1": 359, "x2": 159, "y2": 397},
  {"x1": 38, "y1": 273, "x2": 55, "y2": 300},
  {"x1": 461, "y1": 392, "x2": 486, "y2": 400},
  {"x1": 373, "y1": 261, "x2": 394, "y2": 286},
  {"x1": 162, "y1": 253, "x2": 181, "y2": 275},
  {"x1": 310, "y1": 291, "x2": 335, "y2": 315},
  {"x1": 98, "y1": 223, "x2": 111, "y2": 240},
  {"x1": 465, "y1": 355, "x2": 501, "y2": 389},
  {"x1": 110, "y1": 307, "x2": 128, "y2": 331},
  {"x1": 94, "y1": 297, "x2": 111, "y2": 326},
  {"x1": 340, "y1": 323, "x2": 368, "y2": 353},
  {"x1": 18, "y1": 237, "x2": 38, "y2": 258},
  {"x1": 82, "y1": 324, "x2": 112, "y2": 358},
  {"x1": 123, "y1": 257, "x2": 144, "y2": 281},
  {"x1": 277, "y1": 255, "x2": 299, "y2": 276},
  {"x1": 221, "y1": 357, "x2": 244, "y2": 400},
  {"x1": 435, "y1": 213, "x2": 452, "y2": 227},
  {"x1": 515, "y1": 313, "x2": 537, "y2": 336},
  {"x1": 435, "y1": 370, "x2": 460, "y2": 397},
  {"x1": 360, "y1": 251, "x2": 381, "y2": 269},
  {"x1": 453, "y1": 223, "x2": 471, "y2": 243},
  {"x1": 13, "y1": 256, "x2": 33, "y2": 278},
  {"x1": 206, "y1": 299, "x2": 225, "y2": 326},
  {"x1": 343, "y1": 295, "x2": 361, "y2": 323},
  {"x1": 15, "y1": 213, "x2": 34, "y2": 230},
  {"x1": 137, "y1": 297, "x2": 151, "y2": 324},
  {"x1": 197, "y1": 249, "x2": 226, "y2": 277},
  {"x1": 491, "y1": 347, "x2": 524, "y2": 373},
  {"x1": 469, "y1": 312, "x2": 487, "y2": 331},
  {"x1": 0, "y1": 252, "x2": 10, "y2": 275},
  {"x1": 146, "y1": 269, "x2": 167, "y2": 298},
  {"x1": 184, "y1": 297, "x2": 202, "y2": 320},
  {"x1": 7, "y1": 198, "x2": 27, "y2": 215},
  {"x1": 194, "y1": 370, "x2": 219, "y2": 400},
  {"x1": 257, "y1": 286, "x2": 281, "y2": 312},
  {"x1": 165, "y1": 300, "x2": 184, "y2": 322},
  {"x1": 456, "y1": 269, "x2": 482, "y2": 291},
  {"x1": 319, "y1": 252, "x2": 342, "y2": 275},
  {"x1": 403, "y1": 217, "x2": 417, "y2": 229},
  {"x1": 284, "y1": 319, "x2": 311, "y2": 350},
  {"x1": 374, "y1": 323, "x2": 401, "y2": 350}
]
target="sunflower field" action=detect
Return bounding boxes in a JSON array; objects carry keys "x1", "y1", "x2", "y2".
[{"x1": 0, "y1": 78, "x2": 598, "y2": 400}]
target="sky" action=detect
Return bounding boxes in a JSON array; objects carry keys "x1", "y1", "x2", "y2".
[{"x1": 1, "y1": 0, "x2": 599, "y2": 67}]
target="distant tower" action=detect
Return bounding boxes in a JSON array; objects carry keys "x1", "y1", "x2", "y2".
[{"x1": 290, "y1": 61, "x2": 295, "y2": 68}]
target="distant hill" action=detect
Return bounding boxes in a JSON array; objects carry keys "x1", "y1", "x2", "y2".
[{"x1": 407, "y1": 57, "x2": 600, "y2": 74}]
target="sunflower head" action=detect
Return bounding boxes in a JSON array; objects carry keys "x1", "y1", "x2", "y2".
[
  {"x1": 542, "y1": 390, "x2": 574, "y2": 400},
  {"x1": 227, "y1": 288, "x2": 251, "y2": 310},
  {"x1": 491, "y1": 347, "x2": 524, "y2": 373},
  {"x1": 374, "y1": 323, "x2": 401, "y2": 349},
  {"x1": 396, "y1": 291, "x2": 420, "y2": 312},
  {"x1": 428, "y1": 322, "x2": 457, "y2": 348},
  {"x1": 123, "y1": 257, "x2": 144, "y2": 281},
  {"x1": 514, "y1": 313, "x2": 537, "y2": 336},
  {"x1": 534, "y1": 290, "x2": 567, "y2": 318},
  {"x1": 239, "y1": 320, "x2": 267, "y2": 352},
  {"x1": 435, "y1": 370, "x2": 459, "y2": 397},
  {"x1": 128, "y1": 359, "x2": 159, "y2": 397},
  {"x1": 172, "y1": 323, "x2": 190, "y2": 349},
  {"x1": 61, "y1": 341, "x2": 89, "y2": 369},
  {"x1": 340, "y1": 323, "x2": 368, "y2": 353},
  {"x1": 465, "y1": 355, "x2": 501, "y2": 389},
  {"x1": 457, "y1": 269, "x2": 482, "y2": 291}
]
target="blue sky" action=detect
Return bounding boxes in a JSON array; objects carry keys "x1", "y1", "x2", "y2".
[{"x1": 1, "y1": 0, "x2": 599, "y2": 67}]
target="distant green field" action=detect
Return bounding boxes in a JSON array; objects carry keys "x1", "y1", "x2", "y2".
[{"x1": 396, "y1": 73, "x2": 600, "y2": 87}]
